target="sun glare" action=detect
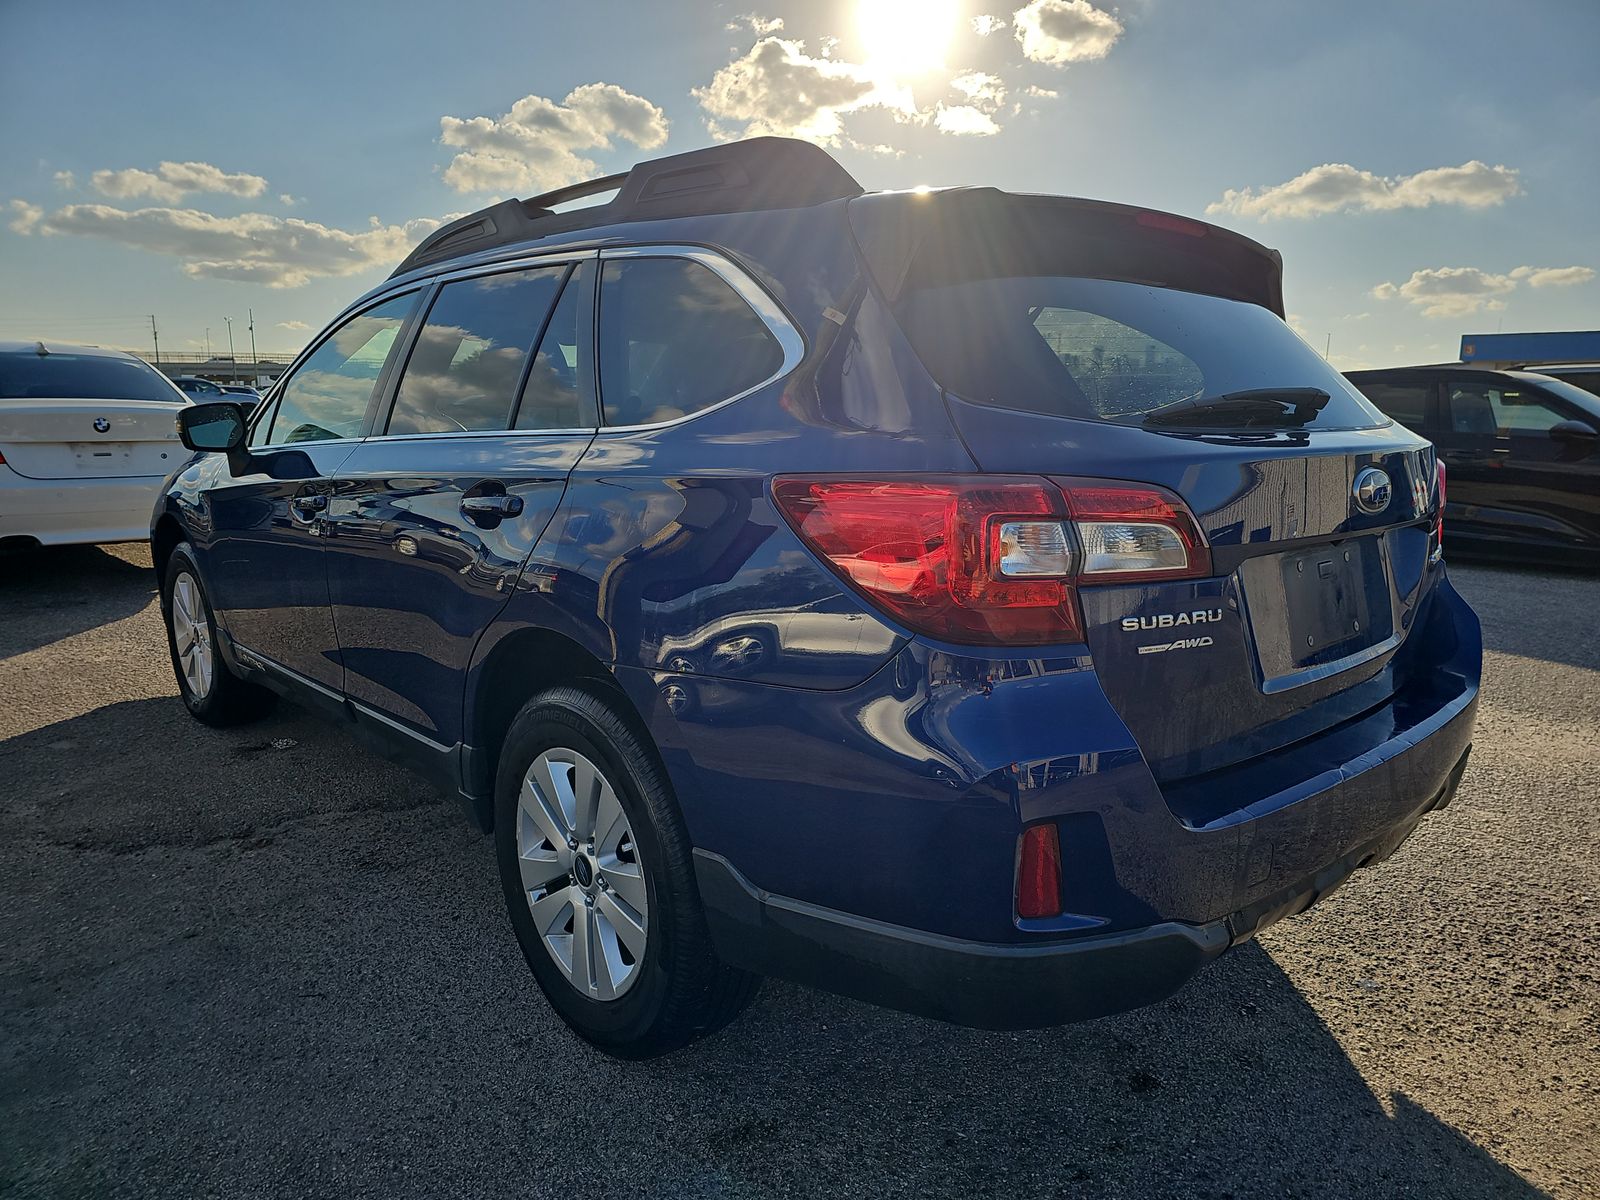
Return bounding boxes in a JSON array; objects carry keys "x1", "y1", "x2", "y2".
[{"x1": 856, "y1": 0, "x2": 960, "y2": 77}]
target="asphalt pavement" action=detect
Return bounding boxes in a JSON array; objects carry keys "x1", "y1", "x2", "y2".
[{"x1": 1, "y1": 544, "x2": 1596, "y2": 1199}]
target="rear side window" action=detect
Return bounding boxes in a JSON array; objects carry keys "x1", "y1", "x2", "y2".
[
  {"x1": 387, "y1": 266, "x2": 566, "y2": 436},
  {"x1": 1352, "y1": 380, "x2": 1432, "y2": 430},
  {"x1": 895, "y1": 276, "x2": 1385, "y2": 430},
  {"x1": 263, "y1": 293, "x2": 417, "y2": 446},
  {"x1": 0, "y1": 352, "x2": 181, "y2": 402},
  {"x1": 597, "y1": 257, "x2": 784, "y2": 426},
  {"x1": 515, "y1": 260, "x2": 592, "y2": 431}
]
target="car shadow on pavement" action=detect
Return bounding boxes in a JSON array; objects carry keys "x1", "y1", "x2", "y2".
[
  {"x1": 4, "y1": 699, "x2": 1555, "y2": 1199},
  {"x1": 0, "y1": 545, "x2": 157, "y2": 660}
]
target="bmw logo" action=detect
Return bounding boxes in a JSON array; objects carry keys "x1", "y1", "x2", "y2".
[
  {"x1": 1352, "y1": 466, "x2": 1392, "y2": 515},
  {"x1": 93, "y1": 417, "x2": 111, "y2": 433}
]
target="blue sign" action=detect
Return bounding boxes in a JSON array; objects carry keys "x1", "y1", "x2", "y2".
[{"x1": 1459, "y1": 331, "x2": 1600, "y2": 363}]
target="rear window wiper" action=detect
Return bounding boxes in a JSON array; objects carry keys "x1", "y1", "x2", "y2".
[{"x1": 1140, "y1": 387, "x2": 1331, "y2": 429}]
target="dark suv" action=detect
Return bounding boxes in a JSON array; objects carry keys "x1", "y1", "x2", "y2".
[
  {"x1": 1347, "y1": 364, "x2": 1600, "y2": 566},
  {"x1": 156, "y1": 138, "x2": 1481, "y2": 1057}
]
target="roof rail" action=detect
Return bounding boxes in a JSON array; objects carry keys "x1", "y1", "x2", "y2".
[{"x1": 391, "y1": 136, "x2": 863, "y2": 279}]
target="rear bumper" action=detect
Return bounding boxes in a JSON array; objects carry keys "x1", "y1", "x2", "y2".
[
  {"x1": 0, "y1": 468, "x2": 165, "y2": 545},
  {"x1": 618, "y1": 569, "x2": 1480, "y2": 1026},
  {"x1": 695, "y1": 743, "x2": 1470, "y2": 1029}
]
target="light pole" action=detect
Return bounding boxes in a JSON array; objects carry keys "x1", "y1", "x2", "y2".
[
  {"x1": 224, "y1": 316, "x2": 236, "y2": 382},
  {"x1": 247, "y1": 308, "x2": 258, "y2": 385},
  {"x1": 204, "y1": 327, "x2": 210, "y2": 359}
]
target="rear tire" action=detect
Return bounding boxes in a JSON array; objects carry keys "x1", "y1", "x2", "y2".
[
  {"x1": 494, "y1": 685, "x2": 759, "y2": 1058},
  {"x1": 161, "y1": 543, "x2": 275, "y2": 727}
]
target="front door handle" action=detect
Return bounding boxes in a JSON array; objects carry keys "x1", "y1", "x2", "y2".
[
  {"x1": 291, "y1": 493, "x2": 328, "y2": 519},
  {"x1": 460, "y1": 493, "x2": 524, "y2": 519}
]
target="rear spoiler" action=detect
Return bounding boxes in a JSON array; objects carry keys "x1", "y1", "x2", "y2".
[{"x1": 848, "y1": 188, "x2": 1285, "y2": 318}]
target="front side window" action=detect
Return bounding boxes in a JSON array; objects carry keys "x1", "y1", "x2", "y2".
[
  {"x1": 0, "y1": 352, "x2": 184, "y2": 402},
  {"x1": 386, "y1": 266, "x2": 566, "y2": 436},
  {"x1": 1448, "y1": 383, "x2": 1569, "y2": 435},
  {"x1": 260, "y1": 293, "x2": 417, "y2": 446},
  {"x1": 597, "y1": 257, "x2": 784, "y2": 426}
]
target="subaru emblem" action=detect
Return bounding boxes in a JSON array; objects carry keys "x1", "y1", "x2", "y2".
[
  {"x1": 93, "y1": 417, "x2": 111, "y2": 433},
  {"x1": 1352, "y1": 466, "x2": 1391, "y2": 515}
]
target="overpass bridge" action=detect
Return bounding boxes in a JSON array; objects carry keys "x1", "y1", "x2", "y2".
[{"x1": 144, "y1": 352, "x2": 302, "y2": 386}]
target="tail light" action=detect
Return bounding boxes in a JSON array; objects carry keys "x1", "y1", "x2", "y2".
[
  {"x1": 771, "y1": 475, "x2": 1211, "y2": 647},
  {"x1": 1432, "y1": 459, "x2": 1446, "y2": 561},
  {"x1": 1016, "y1": 823, "x2": 1063, "y2": 919}
]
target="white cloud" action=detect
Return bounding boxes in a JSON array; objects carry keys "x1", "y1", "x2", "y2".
[
  {"x1": 8, "y1": 200, "x2": 43, "y2": 234},
  {"x1": 53, "y1": 170, "x2": 75, "y2": 190},
  {"x1": 1510, "y1": 265, "x2": 1595, "y2": 289},
  {"x1": 91, "y1": 160, "x2": 269, "y2": 204},
  {"x1": 1023, "y1": 84, "x2": 1060, "y2": 98},
  {"x1": 726, "y1": 13, "x2": 783, "y2": 34},
  {"x1": 279, "y1": 193, "x2": 302, "y2": 207},
  {"x1": 1371, "y1": 267, "x2": 1518, "y2": 318},
  {"x1": 933, "y1": 104, "x2": 1001, "y2": 135},
  {"x1": 13, "y1": 202, "x2": 449, "y2": 289},
  {"x1": 1014, "y1": 0, "x2": 1123, "y2": 65},
  {"x1": 972, "y1": 14, "x2": 1007, "y2": 35},
  {"x1": 1372, "y1": 263, "x2": 1594, "y2": 317},
  {"x1": 694, "y1": 36, "x2": 895, "y2": 143},
  {"x1": 276, "y1": 319, "x2": 310, "y2": 330},
  {"x1": 439, "y1": 83, "x2": 669, "y2": 195},
  {"x1": 1207, "y1": 160, "x2": 1521, "y2": 220},
  {"x1": 950, "y1": 70, "x2": 1007, "y2": 111}
]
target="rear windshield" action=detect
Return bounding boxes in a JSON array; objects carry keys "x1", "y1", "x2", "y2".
[
  {"x1": 895, "y1": 277, "x2": 1385, "y2": 430},
  {"x1": 0, "y1": 352, "x2": 183, "y2": 402}
]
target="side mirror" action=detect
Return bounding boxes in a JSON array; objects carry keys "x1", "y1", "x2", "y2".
[
  {"x1": 178, "y1": 401, "x2": 246, "y2": 451},
  {"x1": 177, "y1": 401, "x2": 251, "y2": 475},
  {"x1": 1549, "y1": 419, "x2": 1597, "y2": 444}
]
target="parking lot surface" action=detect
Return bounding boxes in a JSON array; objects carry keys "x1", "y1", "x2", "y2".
[{"x1": 2, "y1": 545, "x2": 1596, "y2": 1199}]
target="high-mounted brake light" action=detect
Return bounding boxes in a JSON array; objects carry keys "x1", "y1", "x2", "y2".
[
  {"x1": 772, "y1": 475, "x2": 1211, "y2": 647},
  {"x1": 1134, "y1": 210, "x2": 1209, "y2": 239},
  {"x1": 1017, "y1": 823, "x2": 1063, "y2": 919}
]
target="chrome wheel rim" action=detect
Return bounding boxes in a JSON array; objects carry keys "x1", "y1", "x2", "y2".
[
  {"x1": 171, "y1": 571, "x2": 214, "y2": 699},
  {"x1": 516, "y1": 748, "x2": 649, "y2": 1001}
]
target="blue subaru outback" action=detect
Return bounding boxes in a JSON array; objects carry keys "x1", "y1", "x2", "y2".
[{"x1": 156, "y1": 137, "x2": 1481, "y2": 1057}]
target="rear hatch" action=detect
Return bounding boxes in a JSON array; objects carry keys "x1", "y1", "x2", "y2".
[
  {"x1": 854, "y1": 190, "x2": 1440, "y2": 783},
  {"x1": 0, "y1": 349, "x2": 187, "y2": 479}
]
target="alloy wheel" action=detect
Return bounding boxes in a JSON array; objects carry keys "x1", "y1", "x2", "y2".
[
  {"x1": 170, "y1": 572, "x2": 214, "y2": 699},
  {"x1": 515, "y1": 748, "x2": 649, "y2": 1000}
]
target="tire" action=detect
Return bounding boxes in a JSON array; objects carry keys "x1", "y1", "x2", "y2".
[
  {"x1": 494, "y1": 685, "x2": 759, "y2": 1058},
  {"x1": 161, "y1": 543, "x2": 276, "y2": 727}
]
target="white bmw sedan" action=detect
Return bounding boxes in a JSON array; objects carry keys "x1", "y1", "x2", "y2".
[{"x1": 0, "y1": 341, "x2": 191, "y2": 549}]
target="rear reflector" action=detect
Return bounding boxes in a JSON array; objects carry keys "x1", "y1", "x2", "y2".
[
  {"x1": 1017, "y1": 824, "x2": 1063, "y2": 919},
  {"x1": 772, "y1": 475, "x2": 1210, "y2": 647}
]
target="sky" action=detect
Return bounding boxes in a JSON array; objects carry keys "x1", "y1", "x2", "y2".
[{"x1": 2, "y1": 0, "x2": 1596, "y2": 371}]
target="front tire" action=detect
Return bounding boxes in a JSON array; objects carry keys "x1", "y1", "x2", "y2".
[
  {"x1": 494, "y1": 685, "x2": 758, "y2": 1058},
  {"x1": 161, "y1": 543, "x2": 275, "y2": 727}
]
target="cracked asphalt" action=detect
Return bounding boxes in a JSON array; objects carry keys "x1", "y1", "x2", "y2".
[{"x1": 2, "y1": 544, "x2": 1596, "y2": 1199}]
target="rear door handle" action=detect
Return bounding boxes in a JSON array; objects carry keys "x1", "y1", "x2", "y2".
[
  {"x1": 291, "y1": 493, "x2": 328, "y2": 519},
  {"x1": 461, "y1": 493, "x2": 524, "y2": 519}
]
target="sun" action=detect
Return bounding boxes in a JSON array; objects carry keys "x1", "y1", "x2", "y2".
[{"x1": 856, "y1": 0, "x2": 961, "y2": 78}]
